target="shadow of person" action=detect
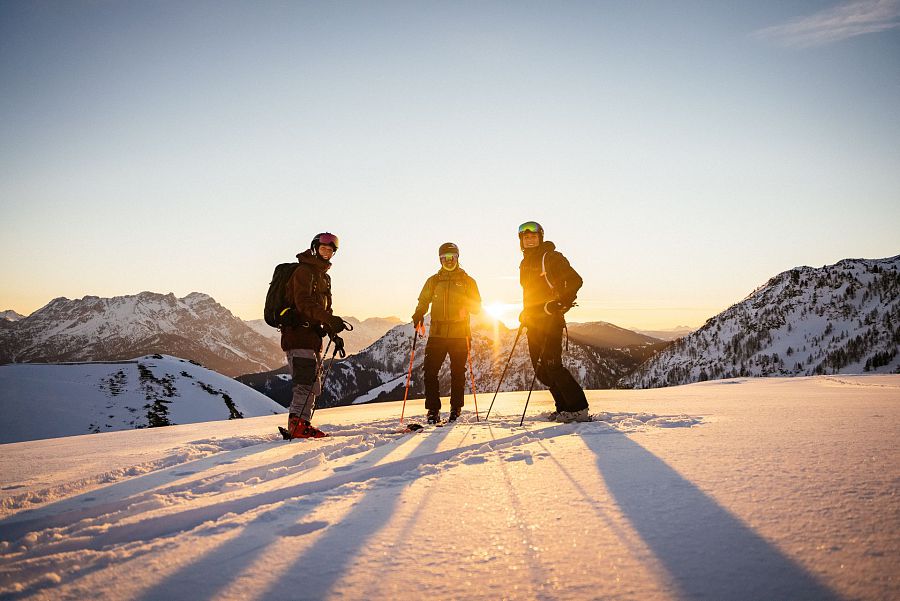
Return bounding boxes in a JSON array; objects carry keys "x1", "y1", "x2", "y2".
[{"x1": 582, "y1": 430, "x2": 844, "y2": 601}]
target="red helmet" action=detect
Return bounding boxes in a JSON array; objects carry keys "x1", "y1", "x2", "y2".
[{"x1": 311, "y1": 232, "x2": 339, "y2": 255}]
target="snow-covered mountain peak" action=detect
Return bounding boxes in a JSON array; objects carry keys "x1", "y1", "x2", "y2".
[
  {"x1": 625, "y1": 255, "x2": 900, "y2": 388},
  {"x1": 0, "y1": 292, "x2": 285, "y2": 376}
]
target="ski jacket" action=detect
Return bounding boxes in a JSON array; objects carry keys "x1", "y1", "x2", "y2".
[
  {"x1": 281, "y1": 250, "x2": 333, "y2": 351},
  {"x1": 519, "y1": 241, "x2": 582, "y2": 326},
  {"x1": 413, "y1": 267, "x2": 482, "y2": 339}
]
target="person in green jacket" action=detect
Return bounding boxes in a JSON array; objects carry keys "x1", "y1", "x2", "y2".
[{"x1": 412, "y1": 242, "x2": 482, "y2": 423}]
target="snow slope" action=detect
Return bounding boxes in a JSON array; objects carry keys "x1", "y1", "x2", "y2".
[
  {"x1": 0, "y1": 355, "x2": 285, "y2": 443},
  {"x1": 626, "y1": 256, "x2": 900, "y2": 388},
  {"x1": 0, "y1": 376, "x2": 896, "y2": 600}
]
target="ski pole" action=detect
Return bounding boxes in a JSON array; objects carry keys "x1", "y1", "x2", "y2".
[
  {"x1": 466, "y1": 336, "x2": 479, "y2": 421},
  {"x1": 399, "y1": 323, "x2": 424, "y2": 424},
  {"x1": 291, "y1": 338, "x2": 333, "y2": 439},
  {"x1": 520, "y1": 332, "x2": 549, "y2": 427},
  {"x1": 485, "y1": 324, "x2": 524, "y2": 421},
  {"x1": 309, "y1": 340, "x2": 341, "y2": 424}
]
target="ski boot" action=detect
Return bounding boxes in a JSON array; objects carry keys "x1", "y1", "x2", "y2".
[
  {"x1": 556, "y1": 408, "x2": 592, "y2": 423},
  {"x1": 448, "y1": 407, "x2": 462, "y2": 422},
  {"x1": 281, "y1": 414, "x2": 328, "y2": 439}
]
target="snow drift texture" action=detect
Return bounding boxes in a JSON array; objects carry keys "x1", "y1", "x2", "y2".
[{"x1": 0, "y1": 376, "x2": 896, "y2": 600}]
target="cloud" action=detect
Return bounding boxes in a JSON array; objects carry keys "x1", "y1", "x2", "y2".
[{"x1": 753, "y1": 0, "x2": 900, "y2": 47}]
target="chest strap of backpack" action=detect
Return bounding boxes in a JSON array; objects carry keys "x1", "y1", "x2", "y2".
[{"x1": 540, "y1": 252, "x2": 554, "y2": 290}]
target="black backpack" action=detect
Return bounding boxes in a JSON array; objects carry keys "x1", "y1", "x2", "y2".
[{"x1": 264, "y1": 263, "x2": 303, "y2": 328}]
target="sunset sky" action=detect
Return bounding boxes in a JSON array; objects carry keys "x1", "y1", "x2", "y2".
[{"x1": 1, "y1": 1, "x2": 898, "y2": 330}]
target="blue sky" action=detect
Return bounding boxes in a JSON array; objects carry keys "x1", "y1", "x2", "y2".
[{"x1": 1, "y1": 1, "x2": 898, "y2": 329}]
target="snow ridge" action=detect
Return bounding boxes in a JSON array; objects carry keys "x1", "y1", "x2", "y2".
[
  {"x1": 0, "y1": 355, "x2": 286, "y2": 443},
  {"x1": 0, "y1": 292, "x2": 284, "y2": 376},
  {"x1": 625, "y1": 256, "x2": 900, "y2": 388}
]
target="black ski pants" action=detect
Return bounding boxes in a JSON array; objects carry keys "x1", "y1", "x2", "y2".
[
  {"x1": 423, "y1": 336, "x2": 468, "y2": 412},
  {"x1": 526, "y1": 320, "x2": 588, "y2": 413}
]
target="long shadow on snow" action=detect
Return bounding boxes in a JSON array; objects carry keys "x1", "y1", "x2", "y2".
[
  {"x1": 582, "y1": 430, "x2": 845, "y2": 601},
  {"x1": 255, "y1": 423, "x2": 457, "y2": 600},
  {"x1": 135, "y1": 424, "x2": 455, "y2": 601},
  {"x1": 0, "y1": 439, "x2": 280, "y2": 544}
]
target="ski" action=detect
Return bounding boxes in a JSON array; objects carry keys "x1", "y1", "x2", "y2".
[
  {"x1": 401, "y1": 420, "x2": 445, "y2": 433},
  {"x1": 400, "y1": 418, "x2": 467, "y2": 433}
]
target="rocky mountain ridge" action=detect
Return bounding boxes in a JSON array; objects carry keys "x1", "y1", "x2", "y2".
[
  {"x1": 624, "y1": 255, "x2": 900, "y2": 388},
  {"x1": 240, "y1": 317, "x2": 668, "y2": 408},
  {"x1": 0, "y1": 292, "x2": 284, "y2": 377}
]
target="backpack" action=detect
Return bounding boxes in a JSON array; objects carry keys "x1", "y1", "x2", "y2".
[{"x1": 264, "y1": 263, "x2": 303, "y2": 328}]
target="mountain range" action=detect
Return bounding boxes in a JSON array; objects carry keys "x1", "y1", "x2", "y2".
[
  {"x1": 239, "y1": 316, "x2": 668, "y2": 408},
  {"x1": 0, "y1": 292, "x2": 283, "y2": 377},
  {"x1": 0, "y1": 294, "x2": 404, "y2": 378},
  {"x1": 3, "y1": 254, "x2": 897, "y2": 413},
  {"x1": 245, "y1": 315, "x2": 404, "y2": 356},
  {"x1": 625, "y1": 255, "x2": 900, "y2": 388}
]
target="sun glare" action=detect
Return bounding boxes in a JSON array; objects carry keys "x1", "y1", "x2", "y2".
[
  {"x1": 484, "y1": 302, "x2": 506, "y2": 321},
  {"x1": 482, "y1": 301, "x2": 521, "y2": 329}
]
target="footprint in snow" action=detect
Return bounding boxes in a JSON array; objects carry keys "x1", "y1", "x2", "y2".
[
  {"x1": 280, "y1": 521, "x2": 329, "y2": 537},
  {"x1": 505, "y1": 451, "x2": 534, "y2": 464}
]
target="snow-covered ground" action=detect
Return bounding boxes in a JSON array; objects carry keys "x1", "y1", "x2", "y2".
[{"x1": 0, "y1": 376, "x2": 897, "y2": 600}]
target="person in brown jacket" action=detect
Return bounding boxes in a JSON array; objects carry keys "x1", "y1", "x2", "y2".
[
  {"x1": 281, "y1": 232, "x2": 347, "y2": 438},
  {"x1": 412, "y1": 242, "x2": 482, "y2": 423}
]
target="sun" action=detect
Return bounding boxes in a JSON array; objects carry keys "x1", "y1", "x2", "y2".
[
  {"x1": 484, "y1": 302, "x2": 507, "y2": 321},
  {"x1": 482, "y1": 301, "x2": 522, "y2": 329}
]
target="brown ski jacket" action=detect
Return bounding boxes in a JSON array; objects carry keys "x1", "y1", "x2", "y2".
[{"x1": 280, "y1": 250, "x2": 333, "y2": 351}]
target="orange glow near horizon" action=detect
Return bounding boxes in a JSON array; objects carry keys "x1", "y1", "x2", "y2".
[{"x1": 482, "y1": 301, "x2": 521, "y2": 330}]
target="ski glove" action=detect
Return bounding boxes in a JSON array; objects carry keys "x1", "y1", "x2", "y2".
[
  {"x1": 330, "y1": 334, "x2": 346, "y2": 358},
  {"x1": 412, "y1": 313, "x2": 424, "y2": 329},
  {"x1": 326, "y1": 315, "x2": 347, "y2": 334}
]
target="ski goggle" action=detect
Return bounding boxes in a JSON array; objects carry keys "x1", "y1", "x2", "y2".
[
  {"x1": 317, "y1": 233, "x2": 339, "y2": 250},
  {"x1": 440, "y1": 253, "x2": 458, "y2": 261},
  {"x1": 518, "y1": 221, "x2": 542, "y2": 235}
]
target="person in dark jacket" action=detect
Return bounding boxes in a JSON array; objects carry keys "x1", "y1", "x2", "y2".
[
  {"x1": 412, "y1": 242, "x2": 482, "y2": 423},
  {"x1": 281, "y1": 232, "x2": 347, "y2": 438},
  {"x1": 517, "y1": 221, "x2": 590, "y2": 422}
]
